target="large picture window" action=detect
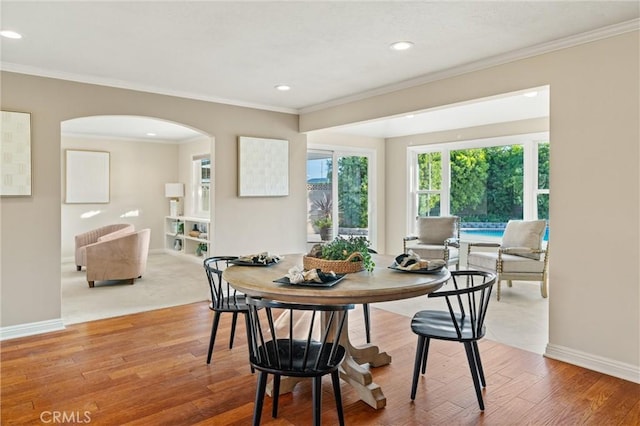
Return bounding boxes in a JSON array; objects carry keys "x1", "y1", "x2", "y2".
[{"x1": 409, "y1": 133, "x2": 549, "y2": 236}]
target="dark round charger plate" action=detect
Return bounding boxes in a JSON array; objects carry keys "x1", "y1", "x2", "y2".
[
  {"x1": 273, "y1": 274, "x2": 346, "y2": 287},
  {"x1": 230, "y1": 258, "x2": 280, "y2": 267},
  {"x1": 388, "y1": 262, "x2": 446, "y2": 274}
]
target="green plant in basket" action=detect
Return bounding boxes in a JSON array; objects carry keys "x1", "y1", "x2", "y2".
[{"x1": 320, "y1": 235, "x2": 375, "y2": 272}]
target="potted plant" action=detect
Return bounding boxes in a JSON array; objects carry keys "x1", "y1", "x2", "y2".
[
  {"x1": 196, "y1": 242, "x2": 208, "y2": 257},
  {"x1": 313, "y1": 216, "x2": 333, "y2": 241},
  {"x1": 305, "y1": 235, "x2": 375, "y2": 273},
  {"x1": 312, "y1": 193, "x2": 333, "y2": 240},
  {"x1": 312, "y1": 193, "x2": 333, "y2": 217}
]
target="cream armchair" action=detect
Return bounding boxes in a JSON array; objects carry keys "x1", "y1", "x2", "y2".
[
  {"x1": 86, "y1": 229, "x2": 151, "y2": 288},
  {"x1": 75, "y1": 224, "x2": 135, "y2": 271},
  {"x1": 467, "y1": 220, "x2": 548, "y2": 301},
  {"x1": 403, "y1": 216, "x2": 461, "y2": 269}
]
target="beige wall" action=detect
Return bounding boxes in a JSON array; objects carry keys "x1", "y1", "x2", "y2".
[
  {"x1": 61, "y1": 135, "x2": 181, "y2": 259},
  {"x1": 0, "y1": 73, "x2": 305, "y2": 328},
  {"x1": 303, "y1": 32, "x2": 640, "y2": 378}
]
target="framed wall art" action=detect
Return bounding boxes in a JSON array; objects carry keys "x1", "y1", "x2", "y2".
[
  {"x1": 65, "y1": 150, "x2": 110, "y2": 203},
  {"x1": 1, "y1": 111, "x2": 32, "y2": 196},
  {"x1": 238, "y1": 136, "x2": 289, "y2": 197}
]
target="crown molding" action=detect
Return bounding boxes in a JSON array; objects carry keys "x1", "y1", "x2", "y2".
[
  {"x1": 0, "y1": 62, "x2": 299, "y2": 115},
  {"x1": 299, "y1": 18, "x2": 640, "y2": 114}
]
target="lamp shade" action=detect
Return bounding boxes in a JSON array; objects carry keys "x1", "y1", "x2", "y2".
[{"x1": 165, "y1": 183, "x2": 184, "y2": 198}]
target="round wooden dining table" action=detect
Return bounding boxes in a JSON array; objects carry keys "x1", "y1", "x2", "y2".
[{"x1": 222, "y1": 253, "x2": 451, "y2": 409}]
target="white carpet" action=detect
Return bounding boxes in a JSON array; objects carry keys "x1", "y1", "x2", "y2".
[
  {"x1": 62, "y1": 253, "x2": 209, "y2": 325},
  {"x1": 62, "y1": 254, "x2": 548, "y2": 354}
]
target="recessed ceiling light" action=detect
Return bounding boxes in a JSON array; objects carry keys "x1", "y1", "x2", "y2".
[
  {"x1": 275, "y1": 84, "x2": 291, "y2": 91},
  {"x1": 0, "y1": 30, "x2": 22, "y2": 39},
  {"x1": 390, "y1": 41, "x2": 414, "y2": 51},
  {"x1": 523, "y1": 91, "x2": 538, "y2": 98},
  {"x1": 146, "y1": 132, "x2": 157, "y2": 137}
]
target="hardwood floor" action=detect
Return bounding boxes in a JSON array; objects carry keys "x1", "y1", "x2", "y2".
[{"x1": 2, "y1": 302, "x2": 638, "y2": 425}]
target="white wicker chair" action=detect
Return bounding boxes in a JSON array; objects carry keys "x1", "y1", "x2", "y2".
[
  {"x1": 403, "y1": 216, "x2": 461, "y2": 269},
  {"x1": 466, "y1": 220, "x2": 548, "y2": 301}
]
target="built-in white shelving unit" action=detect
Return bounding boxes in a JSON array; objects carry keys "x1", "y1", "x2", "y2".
[{"x1": 164, "y1": 216, "x2": 210, "y2": 262}]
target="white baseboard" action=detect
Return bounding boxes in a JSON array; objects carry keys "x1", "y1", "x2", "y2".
[
  {"x1": 545, "y1": 343, "x2": 640, "y2": 384},
  {"x1": 1, "y1": 318, "x2": 65, "y2": 341}
]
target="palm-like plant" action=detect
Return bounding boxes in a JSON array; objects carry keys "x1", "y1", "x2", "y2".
[{"x1": 312, "y1": 193, "x2": 333, "y2": 219}]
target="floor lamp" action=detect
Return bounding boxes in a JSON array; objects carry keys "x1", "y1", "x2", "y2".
[{"x1": 165, "y1": 183, "x2": 184, "y2": 217}]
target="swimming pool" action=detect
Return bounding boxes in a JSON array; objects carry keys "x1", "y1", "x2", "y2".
[{"x1": 461, "y1": 228, "x2": 549, "y2": 241}]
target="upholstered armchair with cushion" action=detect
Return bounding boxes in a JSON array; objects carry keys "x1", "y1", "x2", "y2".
[
  {"x1": 403, "y1": 216, "x2": 461, "y2": 269},
  {"x1": 75, "y1": 224, "x2": 135, "y2": 271},
  {"x1": 86, "y1": 229, "x2": 151, "y2": 288},
  {"x1": 467, "y1": 220, "x2": 548, "y2": 301}
]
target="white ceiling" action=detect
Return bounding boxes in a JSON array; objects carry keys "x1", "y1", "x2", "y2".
[{"x1": 2, "y1": 1, "x2": 638, "y2": 139}]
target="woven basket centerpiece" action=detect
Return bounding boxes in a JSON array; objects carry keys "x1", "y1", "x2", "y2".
[{"x1": 303, "y1": 252, "x2": 364, "y2": 274}]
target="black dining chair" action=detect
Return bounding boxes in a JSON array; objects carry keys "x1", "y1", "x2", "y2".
[
  {"x1": 203, "y1": 256, "x2": 252, "y2": 366},
  {"x1": 245, "y1": 296, "x2": 354, "y2": 426},
  {"x1": 410, "y1": 270, "x2": 497, "y2": 410}
]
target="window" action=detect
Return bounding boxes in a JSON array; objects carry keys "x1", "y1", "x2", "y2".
[
  {"x1": 409, "y1": 133, "x2": 549, "y2": 232},
  {"x1": 536, "y1": 142, "x2": 550, "y2": 220},
  {"x1": 192, "y1": 155, "x2": 210, "y2": 216},
  {"x1": 307, "y1": 148, "x2": 374, "y2": 245},
  {"x1": 415, "y1": 152, "x2": 443, "y2": 216}
]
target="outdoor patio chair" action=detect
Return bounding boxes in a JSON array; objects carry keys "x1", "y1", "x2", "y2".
[
  {"x1": 466, "y1": 220, "x2": 549, "y2": 301},
  {"x1": 404, "y1": 216, "x2": 461, "y2": 269}
]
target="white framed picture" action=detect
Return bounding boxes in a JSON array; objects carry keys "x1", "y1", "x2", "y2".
[
  {"x1": 65, "y1": 150, "x2": 110, "y2": 203},
  {"x1": 1, "y1": 111, "x2": 32, "y2": 197},
  {"x1": 238, "y1": 136, "x2": 289, "y2": 197}
]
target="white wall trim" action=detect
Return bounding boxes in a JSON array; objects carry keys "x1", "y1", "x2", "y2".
[
  {"x1": 1, "y1": 319, "x2": 65, "y2": 341},
  {"x1": 0, "y1": 62, "x2": 298, "y2": 115},
  {"x1": 545, "y1": 343, "x2": 640, "y2": 384}
]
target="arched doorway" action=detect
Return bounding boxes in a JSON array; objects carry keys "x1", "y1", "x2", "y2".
[{"x1": 60, "y1": 115, "x2": 213, "y2": 324}]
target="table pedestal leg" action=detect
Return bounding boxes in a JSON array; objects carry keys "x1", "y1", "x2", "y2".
[
  {"x1": 266, "y1": 377, "x2": 301, "y2": 396},
  {"x1": 265, "y1": 310, "x2": 392, "y2": 409}
]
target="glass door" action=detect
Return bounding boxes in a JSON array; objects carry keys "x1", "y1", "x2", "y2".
[{"x1": 307, "y1": 149, "x2": 371, "y2": 244}]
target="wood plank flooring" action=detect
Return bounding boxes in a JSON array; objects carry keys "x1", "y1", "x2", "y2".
[{"x1": 2, "y1": 302, "x2": 639, "y2": 425}]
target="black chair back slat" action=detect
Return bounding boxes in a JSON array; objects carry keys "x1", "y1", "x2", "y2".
[
  {"x1": 246, "y1": 296, "x2": 354, "y2": 425},
  {"x1": 426, "y1": 271, "x2": 495, "y2": 340},
  {"x1": 412, "y1": 270, "x2": 497, "y2": 410},
  {"x1": 202, "y1": 256, "x2": 254, "y2": 368},
  {"x1": 328, "y1": 310, "x2": 348, "y2": 365},
  {"x1": 204, "y1": 256, "x2": 242, "y2": 310}
]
